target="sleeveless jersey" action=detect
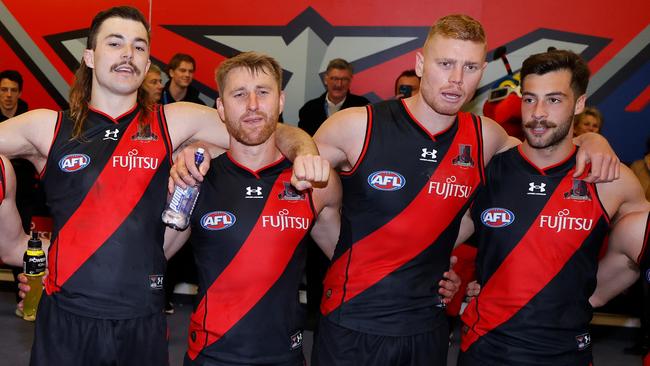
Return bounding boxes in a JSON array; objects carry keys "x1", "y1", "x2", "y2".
[
  {"x1": 186, "y1": 153, "x2": 315, "y2": 364},
  {"x1": 42, "y1": 105, "x2": 173, "y2": 319},
  {"x1": 321, "y1": 99, "x2": 485, "y2": 336},
  {"x1": 461, "y1": 146, "x2": 609, "y2": 365}
]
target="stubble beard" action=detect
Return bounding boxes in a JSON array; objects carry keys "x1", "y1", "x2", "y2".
[{"x1": 523, "y1": 117, "x2": 573, "y2": 149}]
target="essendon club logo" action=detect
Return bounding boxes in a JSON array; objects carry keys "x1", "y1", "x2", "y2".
[
  {"x1": 278, "y1": 182, "x2": 305, "y2": 201},
  {"x1": 564, "y1": 179, "x2": 592, "y2": 201},
  {"x1": 367, "y1": 170, "x2": 406, "y2": 191},
  {"x1": 58, "y1": 153, "x2": 90, "y2": 173},
  {"x1": 200, "y1": 211, "x2": 236, "y2": 231},
  {"x1": 481, "y1": 207, "x2": 515, "y2": 228},
  {"x1": 452, "y1": 144, "x2": 475, "y2": 168}
]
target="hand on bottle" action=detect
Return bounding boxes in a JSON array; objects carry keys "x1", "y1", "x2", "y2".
[
  {"x1": 17, "y1": 270, "x2": 47, "y2": 302},
  {"x1": 169, "y1": 145, "x2": 212, "y2": 192}
]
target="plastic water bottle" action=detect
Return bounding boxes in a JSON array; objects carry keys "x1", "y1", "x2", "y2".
[
  {"x1": 161, "y1": 148, "x2": 205, "y2": 230},
  {"x1": 23, "y1": 232, "x2": 46, "y2": 321}
]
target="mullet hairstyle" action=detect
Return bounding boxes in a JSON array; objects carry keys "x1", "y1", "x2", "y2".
[
  {"x1": 520, "y1": 49, "x2": 590, "y2": 99},
  {"x1": 215, "y1": 51, "x2": 283, "y2": 94},
  {"x1": 68, "y1": 6, "x2": 151, "y2": 140}
]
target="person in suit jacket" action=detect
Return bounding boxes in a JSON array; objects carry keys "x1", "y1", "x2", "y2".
[{"x1": 298, "y1": 58, "x2": 369, "y2": 136}]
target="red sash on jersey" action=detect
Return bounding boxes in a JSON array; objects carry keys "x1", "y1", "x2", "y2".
[
  {"x1": 186, "y1": 169, "x2": 314, "y2": 360},
  {"x1": 461, "y1": 172, "x2": 604, "y2": 351},
  {"x1": 45, "y1": 111, "x2": 167, "y2": 294},
  {"x1": 321, "y1": 112, "x2": 482, "y2": 316}
]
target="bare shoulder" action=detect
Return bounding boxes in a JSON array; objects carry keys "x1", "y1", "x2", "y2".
[
  {"x1": 10, "y1": 108, "x2": 58, "y2": 129},
  {"x1": 163, "y1": 102, "x2": 221, "y2": 123},
  {"x1": 163, "y1": 102, "x2": 226, "y2": 151},
  {"x1": 315, "y1": 107, "x2": 368, "y2": 140},
  {"x1": 24, "y1": 108, "x2": 59, "y2": 121},
  {"x1": 1, "y1": 109, "x2": 58, "y2": 157},
  {"x1": 598, "y1": 164, "x2": 643, "y2": 194},
  {"x1": 314, "y1": 106, "x2": 369, "y2": 169},
  {"x1": 597, "y1": 164, "x2": 650, "y2": 218}
]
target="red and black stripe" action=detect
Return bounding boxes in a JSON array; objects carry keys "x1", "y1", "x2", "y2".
[
  {"x1": 321, "y1": 111, "x2": 482, "y2": 316},
  {"x1": 461, "y1": 171, "x2": 605, "y2": 351},
  {"x1": 186, "y1": 168, "x2": 314, "y2": 360},
  {"x1": 45, "y1": 110, "x2": 167, "y2": 294}
]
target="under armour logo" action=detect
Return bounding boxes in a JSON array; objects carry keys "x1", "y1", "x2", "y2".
[
  {"x1": 529, "y1": 182, "x2": 546, "y2": 192},
  {"x1": 527, "y1": 182, "x2": 547, "y2": 195},
  {"x1": 419, "y1": 148, "x2": 438, "y2": 162},
  {"x1": 245, "y1": 186, "x2": 263, "y2": 198},
  {"x1": 103, "y1": 129, "x2": 119, "y2": 141}
]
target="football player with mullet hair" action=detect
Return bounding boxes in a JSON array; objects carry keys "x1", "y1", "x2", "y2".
[
  {"x1": 0, "y1": 6, "x2": 327, "y2": 366},
  {"x1": 458, "y1": 50, "x2": 650, "y2": 366}
]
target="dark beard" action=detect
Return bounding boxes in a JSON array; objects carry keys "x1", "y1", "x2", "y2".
[
  {"x1": 227, "y1": 112, "x2": 278, "y2": 146},
  {"x1": 523, "y1": 117, "x2": 572, "y2": 149}
]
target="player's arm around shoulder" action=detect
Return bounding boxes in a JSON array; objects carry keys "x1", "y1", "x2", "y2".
[
  {"x1": 276, "y1": 124, "x2": 329, "y2": 191},
  {"x1": 572, "y1": 132, "x2": 620, "y2": 183},
  {"x1": 164, "y1": 102, "x2": 230, "y2": 152},
  {"x1": 0, "y1": 109, "x2": 58, "y2": 170},
  {"x1": 309, "y1": 168, "x2": 342, "y2": 260},
  {"x1": 591, "y1": 210, "x2": 648, "y2": 307},
  {"x1": 0, "y1": 155, "x2": 30, "y2": 267},
  {"x1": 479, "y1": 115, "x2": 519, "y2": 166},
  {"x1": 313, "y1": 106, "x2": 369, "y2": 172}
]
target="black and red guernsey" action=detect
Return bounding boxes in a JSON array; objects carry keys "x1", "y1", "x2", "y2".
[
  {"x1": 42, "y1": 105, "x2": 172, "y2": 319},
  {"x1": 186, "y1": 153, "x2": 315, "y2": 364},
  {"x1": 321, "y1": 99, "x2": 485, "y2": 336},
  {"x1": 461, "y1": 146, "x2": 609, "y2": 365}
]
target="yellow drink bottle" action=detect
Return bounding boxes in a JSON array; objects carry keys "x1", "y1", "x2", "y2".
[{"x1": 22, "y1": 232, "x2": 46, "y2": 321}]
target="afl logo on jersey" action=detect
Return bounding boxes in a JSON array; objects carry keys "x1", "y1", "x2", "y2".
[
  {"x1": 645, "y1": 269, "x2": 650, "y2": 283},
  {"x1": 368, "y1": 171, "x2": 406, "y2": 191},
  {"x1": 200, "y1": 211, "x2": 236, "y2": 231},
  {"x1": 481, "y1": 208, "x2": 515, "y2": 228},
  {"x1": 58, "y1": 154, "x2": 91, "y2": 173}
]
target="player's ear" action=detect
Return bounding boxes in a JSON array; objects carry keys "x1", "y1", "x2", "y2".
[
  {"x1": 574, "y1": 94, "x2": 586, "y2": 115},
  {"x1": 83, "y1": 49, "x2": 95, "y2": 69}
]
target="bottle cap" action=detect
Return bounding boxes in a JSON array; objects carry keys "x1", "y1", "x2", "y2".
[
  {"x1": 194, "y1": 148, "x2": 205, "y2": 165},
  {"x1": 27, "y1": 231, "x2": 42, "y2": 249}
]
